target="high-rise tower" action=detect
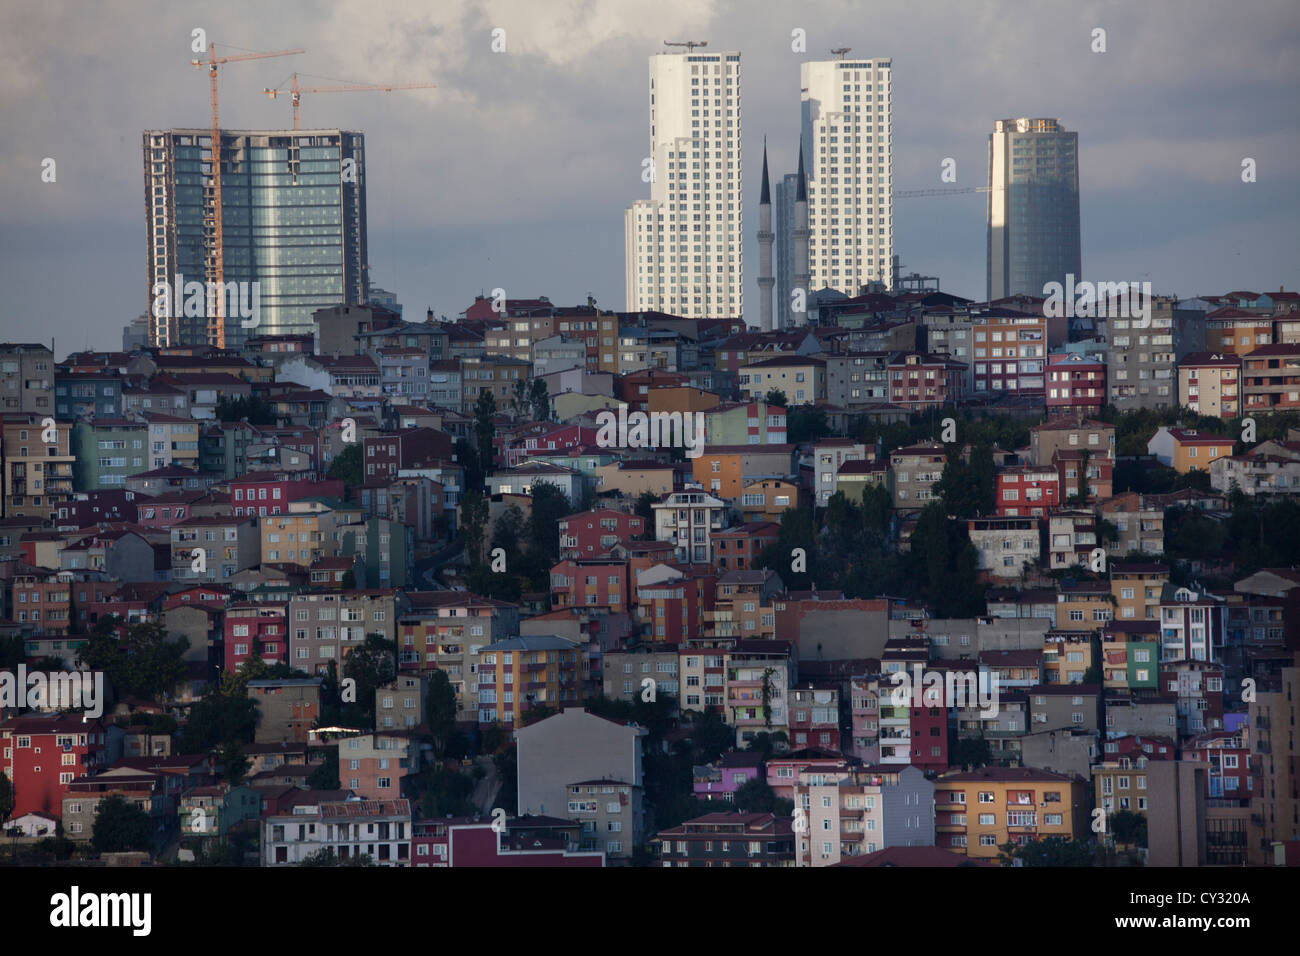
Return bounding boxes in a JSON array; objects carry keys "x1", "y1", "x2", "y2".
[
  {"x1": 144, "y1": 128, "x2": 368, "y2": 348},
  {"x1": 757, "y1": 139, "x2": 774, "y2": 331},
  {"x1": 986, "y1": 117, "x2": 1080, "y2": 301},
  {"x1": 799, "y1": 56, "x2": 894, "y2": 296},
  {"x1": 792, "y1": 144, "x2": 810, "y2": 327},
  {"x1": 624, "y1": 49, "x2": 743, "y2": 319}
]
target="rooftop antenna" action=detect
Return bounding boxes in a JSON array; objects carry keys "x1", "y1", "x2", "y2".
[
  {"x1": 831, "y1": 47, "x2": 852, "y2": 58},
  {"x1": 664, "y1": 40, "x2": 708, "y2": 53}
]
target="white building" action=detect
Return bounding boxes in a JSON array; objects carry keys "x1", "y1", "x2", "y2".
[
  {"x1": 262, "y1": 796, "x2": 411, "y2": 866},
  {"x1": 625, "y1": 50, "x2": 743, "y2": 318},
  {"x1": 652, "y1": 489, "x2": 728, "y2": 563},
  {"x1": 800, "y1": 57, "x2": 894, "y2": 293}
]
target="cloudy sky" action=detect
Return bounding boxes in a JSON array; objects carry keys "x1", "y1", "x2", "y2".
[{"x1": 1, "y1": 0, "x2": 1297, "y2": 352}]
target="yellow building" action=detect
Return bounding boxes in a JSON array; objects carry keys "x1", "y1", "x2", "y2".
[
  {"x1": 739, "y1": 356, "x2": 827, "y2": 406},
  {"x1": 1042, "y1": 631, "x2": 1093, "y2": 684},
  {"x1": 935, "y1": 767, "x2": 1086, "y2": 860},
  {"x1": 473, "y1": 635, "x2": 582, "y2": 727},
  {"x1": 1055, "y1": 581, "x2": 1113, "y2": 631},
  {"x1": 1110, "y1": 563, "x2": 1168, "y2": 623},
  {"x1": 260, "y1": 498, "x2": 362, "y2": 568},
  {"x1": 1147, "y1": 426, "x2": 1234, "y2": 475},
  {"x1": 142, "y1": 413, "x2": 200, "y2": 471}
]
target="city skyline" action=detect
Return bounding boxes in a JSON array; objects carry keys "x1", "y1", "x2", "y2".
[{"x1": 1, "y1": 1, "x2": 1296, "y2": 352}]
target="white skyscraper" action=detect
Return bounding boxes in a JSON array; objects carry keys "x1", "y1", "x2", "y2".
[
  {"x1": 799, "y1": 56, "x2": 893, "y2": 295},
  {"x1": 625, "y1": 49, "x2": 743, "y2": 318}
]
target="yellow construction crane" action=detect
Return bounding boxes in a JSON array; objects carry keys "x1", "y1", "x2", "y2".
[
  {"x1": 262, "y1": 72, "x2": 435, "y2": 130},
  {"x1": 192, "y1": 44, "x2": 305, "y2": 348},
  {"x1": 664, "y1": 40, "x2": 708, "y2": 52},
  {"x1": 895, "y1": 187, "x2": 993, "y2": 199}
]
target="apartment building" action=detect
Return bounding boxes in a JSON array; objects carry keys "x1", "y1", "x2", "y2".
[
  {"x1": 994, "y1": 465, "x2": 1059, "y2": 517},
  {"x1": 889, "y1": 442, "x2": 945, "y2": 512},
  {"x1": 287, "y1": 590, "x2": 405, "y2": 676},
  {"x1": 652, "y1": 490, "x2": 728, "y2": 564},
  {"x1": 1047, "y1": 510, "x2": 1098, "y2": 570},
  {"x1": 1100, "y1": 495, "x2": 1164, "y2": 557},
  {"x1": 793, "y1": 764, "x2": 934, "y2": 867},
  {"x1": 1240, "y1": 344, "x2": 1300, "y2": 412},
  {"x1": 2, "y1": 413, "x2": 75, "y2": 519},
  {"x1": 375, "y1": 675, "x2": 427, "y2": 731},
  {"x1": 655, "y1": 812, "x2": 795, "y2": 867},
  {"x1": 887, "y1": 352, "x2": 966, "y2": 410},
  {"x1": 739, "y1": 355, "x2": 826, "y2": 405},
  {"x1": 397, "y1": 593, "x2": 520, "y2": 723},
  {"x1": 935, "y1": 766, "x2": 1086, "y2": 860},
  {"x1": 1110, "y1": 563, "x2": 1168, "y2": 622},
  {"x1": 1045, "y1": 352, "x2": 1104, "y2": 418},
  {"x1": 1178, "y1": 352, "x2": 1241, "y2": 417},
  {"x1": 1147, "y1": 426, "x2": 1234, "y2": 474},
  {"x1": 338, "y1": 733, "x2": 415, "y2": 800},
  {"x1": 1028, "y1": 417, "x2": 1115, "y2": 466},
  {"x1": 263, "y1": 796, "x2": 411, "y2": 866},
  {"x1": 0, "y1": 343, "x2": 55, "y2": 413},
  {"x1": 474, "y1": 635, "x2": 582, "y2": 727}
]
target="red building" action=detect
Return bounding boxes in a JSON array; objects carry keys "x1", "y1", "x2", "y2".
[
  {"x1": 362, "y1": 427, "x2": 454, "y2": 486},
  {"x1": 1184, "y1": 731, "x2": 1251, "y2": 801},
  {"x1": 1046, "y1": 353, "x2": 1106, "y2": 417},
  {"x1": 230, "y1": 478, "x2": 345, "y2": 518},
  {"x1": 133, "y1": 491, "x2": 211, "y2": 529},
  {"x1": 1053, "y1": 449, "x2": 1114, "y2": 504},
  {"x1": 637, "y1": 567, "x2": 716, "y2": 644},
  {"x1": 223, "y1": 603, "x2": 288, "y2": 670},
  {"x1": 10, "y1": 573, "x2": 73, "y2": 634},
  {"x1": 161, "y1": 585, "x2": 235, "y2": 611},
  {"x1": 887, "y1": 353, "x2": 966, "y2": 410},
  {"x1": 711, "y1": 521, "x2": 780, "y2": 571},
  {"x1": 412, "y1": 816, "x2": 604, "y2": 867},
  {"x1": 52, "y1": 489, "x2": 142, "y2": 530},
  {"x1": 787, "y1": 684, "x2": 841, "y2": 752},
  {"x1": 995, "y1": 466, "x2": 1060, "y2": 517},
  {"x1": 549, "y1": 558, "x2": 631, "y2": 614},
  {"x1": 505, "y1": 424, "x2": 601, "y2": 468},
  {"x1": 0, "y1": 715, "x2": 111, "y2": 817},
  {"x1": 558, "y1": 509, "x2": 645, "y2": 560}
]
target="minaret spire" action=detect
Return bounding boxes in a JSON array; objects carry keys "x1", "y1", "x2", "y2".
[
  {"x1": 793, "y1": 141, "x2": 810, "y2": 326},
  {"x1": 757, "y1": 137, "x2": 775, "y2": 332}
]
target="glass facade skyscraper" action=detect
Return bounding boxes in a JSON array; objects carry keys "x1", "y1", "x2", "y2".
[
  {"x1": 144, "y1": 128, "x2": 368, "y2": 348},
  {"x1": 986, "y1": 118, "x2": 1080, "y2": 301}
]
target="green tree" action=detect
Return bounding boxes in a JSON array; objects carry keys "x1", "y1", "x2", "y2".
[
  {"x1": 526, "y1": 483, "x2": 572, "y2": 569},
  {"x1": 998, "y1": 836, "x2": 1096, "y2": 867},
  {"x1": 0, "y1": 771, "x2": 12, "y2": 822},
  {"x1": 307, "y1": 747, "x2": 341, "y2": 790},
  {"x1": 215, "y1": 743, "x2": 249, "y2": 785},
  {"x1": 786, "y1": 406, "x2": 830, "y2": 444},
  {"x1": 1110, "y1": 809, "x2": 1148, "y2": 847},
  {"x1": 529, "y1": 379, "x2": 550, "y2": 422},
  {"x1": 296, "y1": 848, "x2": 375, "y2": 866},
  {"x1": 215, "y1": 394, "x2": 277, "y2": 426},
  {"x1": 474, "y1": 390, "x2": 499, "y2": 477},
  {"x1": 949, "y1": 735, "x2": 992, "y2": 770},
  {"x1": 327, "y1": 444, "x2": 363, "y2": 488},
  {"x1": 341, "y1": 633, "x2": 397, "y2": 730},
  {"x1": 691, "y1": 707, "x2": 735, "y2": 763},
  {"x1": 92, "y1": 794, "x2": 153, "y2": 853},
  {"x1": 76, "y1": 620, "x2": 189, "y2": 702},
  {"x1": 180, "y1": 692, "x2": 258, "y2": 753},
  {"x1": 634, "y1": 491, "x2": 657, "y2": 535},
  {"x1": 764, "y1": 388, "x2": 788, "y2": 408},
  {"x1": 459, "y1": 490, "x2": 490, "y2": 566},
  {"x1": 733, "y1": 777, "x2": 779, "y2": 814},
  {"x1": 426, "y1": 670, "x2": 458, "y2": 758}
]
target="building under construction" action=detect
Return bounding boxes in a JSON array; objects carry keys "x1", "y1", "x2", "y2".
[{"x1": 144, "y1": 128, "x2": 369, "y2": 349}]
